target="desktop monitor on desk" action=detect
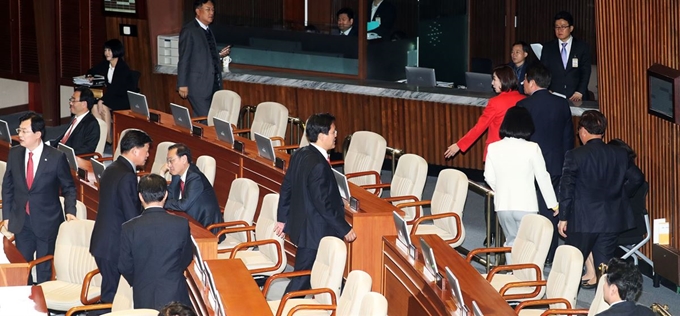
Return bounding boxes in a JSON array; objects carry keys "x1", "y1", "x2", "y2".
[
  {"x1": 254, "y1": 132, "x2": 276, "y2": 163},
  {"x1": 213, "y1": 117, "x2": 235, "y2": 146},
  {"x1": 405, "y1": 66, "x2": 437, "y2": 88},
  {"x1": 0, "y1": 119, "x2": 11, "y2": 144},
  {"x1": 127, "y1": 91, "x2": 150, "y2": 120},
  {"x1": 465, "y1": 72, "x2": 494, "y2": 92},
  {"x1": 170, "y1": 103, "x2": 193, "y2": 131}
]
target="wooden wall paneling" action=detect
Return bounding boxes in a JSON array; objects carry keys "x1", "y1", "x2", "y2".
[
  {"x1": 595, "y1": 0, "x2": 680, "y2": 252},
  {"x1": 0, "y1": 0, "x2": 14, "y2": 76},
  {"x1": 59, "y1": 0, "x2": 81, "y2": 82},
  {"x1": 468, "y1": 0, "x2": 507, "y2": 69},
  {"x1": 33, "y1": 0, "x2": 60, "y2": 124},
  {"x1": 515, "y1": 0, "x2": 597, "y2": 64},
  {"x1": 19, "y1": 0, "x2": 39, "y2": 80},
  {"x1": 146, "y1": 0, "x2": 183, "y2": 66},
  {"x1": 307, "y1": 1, "x2": 332, "y2": 32}
]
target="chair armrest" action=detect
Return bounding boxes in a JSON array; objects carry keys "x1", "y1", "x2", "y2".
[
  {"x1": 230, "y1": 239, "x2": 283, "y2": 274},
  {"x1": 206, "y1": 220, "x2": 252, "y2": 231},
  {"x1": 95, "y1": 156, "x2": 114, "y2": 162},
  {"x1": 233, "y1": 128, "x2": 250, "y2": 135},
  {"x1": 346, "y1": 171, "x2": 381, "y2": 184},
  {"x1": 29, "y1": 255, "x2": 55, "y2": 281},
  {"x1": 395, "y1": 200, "x2": 431, "y2": 224},
  {"x1": 208, "y1": 221, "x2": 254, "y2": 243},
  {"x1": 262, "y1": 270, "x2": 312, "y2": 297},
  {"x1": 329, "y1": 159, "x2": 344, "y2": 166},
  {"x1": 360, "y1": 183, "x2": 391, "y2": 190},
  {"x1": 77, "y1": 152, "x2": 103, "y2": 160},
  {"x1": 410, "y1": 212, "x2": 462, "y2": 245},
  {"x1": 288, "y1": 304, "x2": 336, "y2": 316},
  {"x1": 276, "y1": 288, "x2": 337, "y2": 316},
  {"x1": 465, "y1": 247, "x2": 512, "y2": 263},
  {"x1": 498, "y1": 279, "x2": 546, "y2": 301},
  {"x1": 270, "y1": 136, "x2": 286, "y2": 147},
  {"x1": 65, "y1": 303, "x2": 114, "y2": 316},
  {"x1": 80, "y1": 268, "x2": 102, "y2": 305},
  {"x1": 540, "y1": 308, "x2": 589, "y2": 315},
  {"x1": 488, "y1": 263, "x2": 542, "y2": 283},
  {"x1": 191, "y1": 116, "x2": 207, "y2": 122},
  {"x1": 276, "y1": 144, "x2": 300, "y2": 151},
  {"x1": 515, "y1": 298, "x2": 571, "y2": 313}
]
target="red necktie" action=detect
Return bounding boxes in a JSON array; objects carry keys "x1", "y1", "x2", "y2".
[
  {"x1": 60, "y1": 119, "x2": 77, "y2": 144},
  {"x1": 26, "y1": 152, "x2": 34, "y2": 214},
  {"x1": 180, "y1": 180, "x2": 185, "y2": 196},
  {"x1": 326, "y1": 157, "x2": 331, "y2": 165}
]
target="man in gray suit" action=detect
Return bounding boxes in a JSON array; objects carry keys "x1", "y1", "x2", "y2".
[{"x1": 177, "y1": 0, "x2": 230, "y2": 117}]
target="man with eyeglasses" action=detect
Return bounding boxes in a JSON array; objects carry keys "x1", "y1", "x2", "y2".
[
  {"x1": 160, "y1": 143, "x2": 223, "y2": 241},
  {"x1": 2, "y1": 112, "x2": 77, "y2": 284},
  {"x1": 52, "y1": 86, "x2": 100, "y2": 155},
  {"x1": 540, "y1": 11, "x2": 592, "y2": 102}
]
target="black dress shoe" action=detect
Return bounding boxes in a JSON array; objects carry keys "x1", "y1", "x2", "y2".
[
  {"x1": 483, "y1": 233, "x2": 495, "y2": 247},
  {"x1": 581, "y1": 280, "x2": 598, "y2": 289}
]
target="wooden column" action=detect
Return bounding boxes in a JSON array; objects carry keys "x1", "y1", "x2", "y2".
[{"x1": 32, "y1": 0, "x2": 60, "y2": 125}]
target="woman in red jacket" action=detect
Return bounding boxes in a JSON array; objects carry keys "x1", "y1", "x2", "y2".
[{"x1": 444, "y1": 65, "x2": 526, "y2": 160}]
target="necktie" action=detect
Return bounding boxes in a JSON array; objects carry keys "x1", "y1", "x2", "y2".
[
  {"x1": 326, "y1": 157, "x2": 331, "y2": 165},
  {"x1": 60, "y1": 118, "x2": 77, "y2": 144},
  {"x1": 26, "y1": 152, "x2": 34, "y2": 214},
  {"x1": 180, "y1": 180, "x2": 185, "y2": 196},
  {"x1": 561, "y1": 42, "x2": 568, "y2": 69}
]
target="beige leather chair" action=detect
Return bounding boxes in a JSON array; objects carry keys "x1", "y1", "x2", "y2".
[
  {"x1": 340, "y1": 131, "x2": 387, "y2": 195},
  {"x1": 359, "y1": 292, "x2": 388, "y2": 316},
  {"x1": 540, "y1": 274, "x2": 609, "y2": 316},
  {"x1": 33, "y1": 220, "x2": 101, "y2": 312},
  {"x1": 197, "y1": 89, "x2": 241, "y2": 126},
  {"x1": 264, "y1": 237, "x2": 347, "y2": 315},
  {"x1": 401, "y1": 169, "x2": 467, "y2": 247},
  {"x1": 150, "y1": 141, "x2": 175, "y2": 176},
  {"x1": 65, "y1": 276, "x2": 158, "y2": 316},
  {"x1": 207, "y1": 178, "x2": 260, "y2": 252},
  {"x1": 512, "y1": 245, "x2": 584, "y2": 315},
  {"x1": 97, "y1": 128, "x2": 140, "y2": 163},
  {"x1": 466, "y1": 214, "x2": 553, "y2": 301},
  {"x1": 94, "y1": 117, "x2": 107, "y2": 155},
  {"x1": 60, "y1": 196, "x2": 88, "y2": 220},
  {"x1": 196, "y1": 155, "x2": 217, "y2": 186},
  {"x1": 219, "y1": 193, "x2": 286, "y2": 277},
  {"x1": 241, "y1": 101, "x2": 288, "y2": 146},
  {"x1": 363, "y1": 154, "x2": 428, "y2": 222}
]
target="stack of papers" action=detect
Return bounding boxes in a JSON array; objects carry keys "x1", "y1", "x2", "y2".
[{"x1": 73, "y1": 75, "x2": 104, "y2": 86}]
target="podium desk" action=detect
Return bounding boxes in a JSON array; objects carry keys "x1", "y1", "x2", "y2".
[
  {"x1": 382, "y1": 235, "x2": 515, "y2": 316},
  {"x1": 1, "y1": 237, "x2": 30, "y2": 286}
]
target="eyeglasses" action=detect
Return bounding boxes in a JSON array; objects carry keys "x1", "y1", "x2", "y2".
[
  {"x1": 167, "y1": 156, "x2": 179, "y2": 164},
  {"x1": 554, "y1": 25, "x2": 571, "y2": 30},
  {"x1": 16, "y1": 128, "x2": 33, "y2": 134},
  {"x1": 69, "y1": 97, "x2": 81, "y2": 103}
]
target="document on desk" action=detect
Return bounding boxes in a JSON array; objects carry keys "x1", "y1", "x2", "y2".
[
  {"x1": 0, "y1": 286, "x2": 45, "y2": 315},
  {"x1": 73, "y1": 75, "x2": 104, "y2": 86}
]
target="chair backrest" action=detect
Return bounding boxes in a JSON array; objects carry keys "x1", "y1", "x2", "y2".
[
  {"x1": 254, "y1": 193, "x2": 286, "y2": 274},
  {"x1": 359, "y1": 292, "x2": 388, "y2": 316},
  {"x1": 95, "y1": 117, "x2": 107, "y2": 154},
  {"x1": 510, "y1": 214, "x2": 553, "y2": 283},
  {"x1": 151, "y1": 141, "x2": 175, "y2": 177},
  {"x1": 113, "y1": 128, "x2": 141, "y2": 161},
  {"x1": 545, "y1": 245, "x2": 583, "y2": 310},
  {"x1": 250, "y1": 102, "x2": 288, "y2": 146},
  {"x1": 588, "y1": 274, "x2": 610, "y2": 316},
  {"x1": 310, "y1": 236, "x2": 347, "y2": 305},
  {"x1": 344, "y1": 131, "x2": 386, "y2": 187},
  {"x1": 223, "y1": 178, "x2": 259, "y2": 243},
  {"x1": 431, "y1": 169, "x2": 468, "y2": 248},
  {"x1": 196, "y1": 155, "x2": 216, "y2": 186},
  {"x1": 619, "y1": 181, "x2": 649, "y2": 244},
  {"x1": 298, "y1": 130, "x2": 309, "y2": 148},
  {"x1": 53, "y1": 220, "x2": 101, "y2": 286},
  {"x1": 337, "y1": 270, "x2": 372, "y2": 316},
  {"x1": 389, "y1": 154, "x2": 428, "y2": 221},
  {"x1": 60, "y1": 197, "x2": 87, "y2": 220},
  {"x1": 207, "y1": 90, "x2": 241, "y2": 127}
]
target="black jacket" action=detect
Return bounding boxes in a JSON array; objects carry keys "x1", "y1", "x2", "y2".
[
  {"x1": 540, "y1": 37, "x2": 592, "y2": 99},
  {"x1": 87, "y1": 59, "x2": 139, "y2": 111},
  {"x1": 54, "y1": 112, "x2": 100, "y2": 155}
]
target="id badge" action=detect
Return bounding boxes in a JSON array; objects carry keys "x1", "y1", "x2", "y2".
[{"x1": 572, "y1": 58, "x2": 579, "y2": 68}]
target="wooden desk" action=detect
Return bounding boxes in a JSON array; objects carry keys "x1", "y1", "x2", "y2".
[
  {"x1": 1, "y1": 236, "x2": 30, "y2": 286},
  {"x1": 382, "y1": 235, "x2": 515, "y2": 316},
  {"x1": 187, "y1": 259, "x2": 272, "y2": 316},
  {"x1": 0, "y1": 286, "x2": 48, "y2": 315},
  {"x1": 113, "y1": 110, "x2": 398, "y2": 291}
]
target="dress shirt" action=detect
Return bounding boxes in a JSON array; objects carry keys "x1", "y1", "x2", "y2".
[
  {"x1": 63, "y1": 111, "x2": 90, "y2": 139},
  {"x1": 196, "y1": 18, "x2": 209, "y2": 31},
  {"x1": 121, "y1": 155, "x2": 137, "y2": 172},
  {"x1": 179, "y1": 167, "x2": 188, "y2": 199},
  {"x1": 107, "y1": 63, "x2": 115, "y2": 83},
  {"x1": 371, "y1": 1, "x2": 383, "y2": 20},
  {"x1": 558, "y1": 36, "x2": 573, "y2": 60},
  {"x1": 24, "y1": 141, "x2": 44, "y2": 176},
  {"x1": 341, "y1": 27, "x2": 353, "y2": 35},
  {"x1": 310, "y1": 143, "x2": 329, "y2": 162}
]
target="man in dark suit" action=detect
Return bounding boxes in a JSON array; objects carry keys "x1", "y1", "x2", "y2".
[
  {"x1": 119, "y1": 174, "x2": 193, "y2": 310},
  {"x1": 558, "y1": 111, "x2": 643, "y2": 277},
  {"x1": 275, "y1": 113, "x2": 356, "y2": 294},
  {"x1": 162, "y1": 143, "x2": 223, "y2": 239},
  {"x1": 517, "y1": 63, "x2": 574, "y2": 264},
  {"x1": 177, "y1": 0, "x2": 231, "y2": 117},
  {"x1": 540, "y1": 11, "x2": 591, "y2": 102},
  {"x1": 368, "y1": 0, "x2": 396, "y2": 38},
  {"x1": 90, "y1": 130, "x2": 152, "y2": 303},
  {"x1": 53, "y1": 86, "x2": 100, "y2": 155},
  {"x1": 596, "y1": 258, "x2": 654, "y2": 316},
  {"x1": 2, "y1": 112, "x2": 77, "y2": 284},
  {"x1": 337, "y1": 8, "x2": 358, "y2": 36}
]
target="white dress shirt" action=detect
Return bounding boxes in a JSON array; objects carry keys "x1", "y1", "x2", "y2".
[
  {"x1": 107, "y1": 63, "x2": 115, "y2": 83},
  {"x1": 310, "y1": 143, "x2": 329, "y2": 162},
  {"x1": 341, "y1": 27, "x2": 353, "y2": 36},
  {"x1": 558, "y1": 35, "x2": 574, "y2": 59},
  {"x1": 179, "y1": 167, "x2": 188, "y2": 199},
  {"x1": 371, "y1": 0, "x2": 383, "y2": 20},
  {"x1": 63, "y1": 111, "x2": 90, "y2": 139}
]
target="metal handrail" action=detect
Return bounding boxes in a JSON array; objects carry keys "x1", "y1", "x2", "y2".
[
  {"x1": 238, "y1": 105, "x2": 257, "y2": 129},
  {"x1": 467, "y1": 181, "x2": 504, "y2": 273},
  {"x1": 287, "y1": 117, "x2": 305, "y2": 145}
]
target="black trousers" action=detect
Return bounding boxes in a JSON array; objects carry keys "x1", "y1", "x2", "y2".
[
  {"x1": 284, "y1": 247, "x2": 317, "y2": 295},
  {"x1": 187, "y1": 75, "x2": 221, "y2": 118},
  {"x1": 95, "y1": 256, "x2": 121, "y2": 303},
  {"x1": 566, "y1": 232, "x2": 618, "y2": 268},
  {"x1": 536, "y1": 175, "x2": 561, "y2": 261},
  {"x1": 15, "y1": 215, "x2": 56, "y2": 284}
]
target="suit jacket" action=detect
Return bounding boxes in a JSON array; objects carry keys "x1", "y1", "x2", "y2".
[
  {"x1": 596, "y1": 301, "x2": 655, "y2": 316},
  {"x1": 164, "y1": 164, "x2": 223, "y2": 235},
  {"x1": 540, "y1": 37, "x2": 592, "y2": 99},
  {"x1": 517, "y1": 89, "x2": 574, "y2": 176},
  {"x1": 508, "y1": 61, "x2": 529, "y2": 95},
  {"x1": 368, "y1": 0, "x2": 396, "y2": 38},
  {"x1": 341, "y1": 25, "x2": 358, "y2": 37},
  {"x1": 119, "y1": 207, "x2": 193, "y2": 310},
  {"x1": 87, "y1": 59, "x2": 138, "y2": 111},
  {"x1": 90, "y1": 156, "x2": 141, "y2": 260},
  {"x1": 2, "y1": 145, "x2": 76, "y2": 239},
  {"x1": 456, "y1": 90, "x2": 525, "y2": 160},
  {"x1": 177, "y1": 19, "x2": 222, "y2": 99},
  {"x1": 53, "y1": 112, "x2": 100, "y2": 155},
  {"x1": 277, "y1": 145, "x2": 352, "y2": 249},
  {"x1": 559, "y1": 139, "x2": 644, "y2": 233},
  {"x1": 485, "y1": 137, "x2": 557, "y2": 212}
]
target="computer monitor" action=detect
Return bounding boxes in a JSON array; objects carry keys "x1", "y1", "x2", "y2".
[
  {"x1": 0, "y1": 119, "x2": 11, "y2": 144},
  {"x1": 332, "y1": 168, "x2": 351, "y2": 201},
  {"x1": 419, "y1": 237, "x2": 439, "y2": 278},
  {"x1": 405, "y1": 66, "x2": 437, "y2": 88},
  {"x1": 392, "y1": 211, "x2": 412, "y2": 248},
  {"x1": 57, "y1": 143, "x2": 79, "y2": 171},
  {"x1": 127, "y1": 91, "x2": 150, "y2": 119},
  {"x1": 254, "y1": 132, "x2": 276, "y2": 162},
  {"x1": 213, "y1": 117, "x2": 235, "y2": 145},
  {"x1": 465, "y1": 72, "x2": 494, "y2": 92},
  {"x1": 471, "y1": 301, "x2": 484, "y2": 316},
  {"x1": 445, "y1": 266, "x2": 466, "y2": 311},
  {"x1": 90, "y1": 158, "x2": 106, "y2": 184},
  {"x1": 170, "y1": 103, "x2": 192, "y2": 131}
]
